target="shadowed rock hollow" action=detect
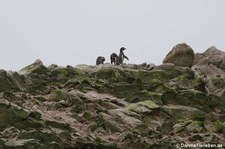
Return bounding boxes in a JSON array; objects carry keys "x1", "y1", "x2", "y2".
[{"x1": 0, "y1": 44, "x2": 225, "y2": 149}]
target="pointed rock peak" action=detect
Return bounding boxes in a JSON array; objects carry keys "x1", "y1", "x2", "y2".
[
  {"x1": 204, "y1": 46, "x2": 224, "y2": 56},
  {"x1": 205, "y1": 46, "x2": 217, "y2": 52},
  {"x1": 33, "y1": 59, "x2": 43, "y2": 65},
  {"x1": 19, "y1": 59, "x2": 48, "y2": 75},
  {"x1": 208, "y1": 46, "x2": 217, "y2": 49}
]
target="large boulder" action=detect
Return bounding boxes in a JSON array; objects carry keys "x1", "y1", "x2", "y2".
[{"x1": 163, "y1": 43, "x2": 194, "y2": 67}]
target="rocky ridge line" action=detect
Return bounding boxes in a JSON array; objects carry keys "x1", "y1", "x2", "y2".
[{"x1": 0, "y1": 43, "x2": 225, "y2": 149}]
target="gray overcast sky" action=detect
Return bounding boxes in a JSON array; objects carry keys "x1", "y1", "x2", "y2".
[{"x1": 0, "y1": 0, "x2": 225, "y2": 71}]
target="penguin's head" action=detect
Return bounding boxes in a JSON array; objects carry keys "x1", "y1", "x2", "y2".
[{"x1": 120, "y1": 47, "x2": 126, "y2": 52}]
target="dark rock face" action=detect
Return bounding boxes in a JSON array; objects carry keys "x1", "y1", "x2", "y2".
[
  {"x1": 1, "y1": 46, "x2": 225, "y2": 148},
  {"x1": 0, "y1": 70, "x2": 14, "y2": 92},
  {"x1": 163, "y1": 43, "x2": 195, "y2": 67}
]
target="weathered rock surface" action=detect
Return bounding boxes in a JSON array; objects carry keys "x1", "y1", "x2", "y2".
[
  {"x1": 163, "y1": 43, "x2": 195, "y2": 67},
  {"x1": 193, "y1": 46, "x2": 225, "y2": 99},
  {"x1": 0, "y1": 48, "x2": 225, "y2": 149}
]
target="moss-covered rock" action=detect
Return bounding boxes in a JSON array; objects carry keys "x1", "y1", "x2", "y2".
[
  {"x1": 25, "y1": 77, "x2": 48, "y2": 94},
  {"x1": 127, "y1": 100, "x2": 159, "y2": 114},
  {"x1": 19, "y1": 59, "x2": 49, "y2": 75},
  {"x1": 162, "y1": 105, "x2": 206, "y2": 120},
  {"x1": 17, "y1": 129, "x2": 65, "y2": 148},
  {"x1": 155, "y1": 63, "x2": 195, "y2": 79},
  {"x1": 7, "y1": 72, "x2": 26, "y2": 91},
  {"x1": 135, "y1": 70, "x2": 169, "y2": 82},
  {"x1": 128, "y1": 90, "x2": 161, "y2": 104},
  {"x1": 1, "y1": 54, "x2": 225, "y2": 148},
  {"x1": 74, "y1": 136, "x2": 117, "y2": 149},
  {"x1": 4, "y1": 138, "x2": 40, "y2": 148},
  {"x1": 51, "y1": 67, "x2": 69, "y2": 81},
  {"x1": 167, "y1": 90, "x2": 210, "y2": 111},
  {"x1": 173, "y1": 119, "x2": 192, "y2": 133},
  {"x1": 49, "y1": 89, "x2": 82, "y2": 107},
  {"x1": 93, "y1": 113, "x2": 123, "y2": 133},
  {"x1": 208, "y1": 94, "x2": 225, "y2": 110},
  {"x1": 186, "y1": 121, "x2": 204, "y2": 133},
  {"x1": 111, "y1": 82, "x2": 141, "y2": 98},
  {"x1": 95, "y1": 67, "x2": 131, "y2": 82},
  {"x1": 95, "y1": 68, "x2": 117, "y2": 80},
  {"x1": 192, "y1": 78, "x2": 206, "y2": 92},
  {"x1": 0, "y1": 70, "x2": 15, "y2": 92},
  {"x1": 210, "y1": 121, "x2": 225, "y2": 134},
  {"x1": 108, "y1": 109, "x2": 143, "y2": 128},
  {"x1": 0, "y1": 102, "x2": 29, "y2": 131}
]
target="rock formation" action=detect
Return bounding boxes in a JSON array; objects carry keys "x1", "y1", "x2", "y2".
[
  {"x1": 193, "y1": 46, "x2": 225, "y2": 98},
  {"x1": 163, "y1": 43, "x2": 195, "y2": 67},
  {"x1": 0, "y1": 45, "x2": 225, "y2": 148}
]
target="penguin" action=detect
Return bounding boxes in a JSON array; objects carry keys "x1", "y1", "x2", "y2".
[
  {"x1": 110, "y1": 53, "x2": 118, "y2": 65},
  {"x1": 117, "y1": 47, "x2": 129, "y2": 65},
  {"x1": 96, "y1": 56, "x2": 105, "y2": 65}
]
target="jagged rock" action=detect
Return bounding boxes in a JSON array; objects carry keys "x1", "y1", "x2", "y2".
[
  {"x1": 186, "y1": 121, "x2": 204, "y2": 133},
  {"x1": 165, "y1": 89, "x2": 211, "y2": 111},
  {"x1": 194, "y1": 46, "x2": 225, "y2": 70},
  {"x1": 121, "y1": 63, "x2": 155, "y2": 70},
  {"x1": 188, "y1": 134, "x2": 204, "y2": 141},
  {"x1": 19, "y1": 59, "x2": 48, "y2": 75},
  {"x1": 193, "y1": 46, "x2": 225, "y2": 98},
  {"x1": 7, "y1": 71, "x2": 26, "y2": 91},
  {"x1": 1, "y1": 50, "x2": 225, "y2": 148},
  {"x1": 163, "y1": 43, "x2": 194, "y2": 67},
  {"x1": 162, "y1": 105, "x2": 206, "y2": 120},
  {"x1": 51, "y1": 66, "x2": 69, "y2": 80},
  {"x1": 0, "y1": 101, "x2": 29, "y2": 131},
  {"x1": 47, "y1": 64, "x2": 58, "y2": 71},
  {"x1": 111, "y1": 82, "x2": 141, "y2": 98},
  {"x1": 127, "y1": 100, "x2": 159, "y2": 114},
  {"x1": 173, "y1": 120, "x2": 192, "y2": 133},
  {"x1": 0, "y1": 70, "x2": 15, "y2": 92},
  {"x1": 207, "y1": 121, "x2": 225, "y2": 134},
  {"x1": 128, "y1": 90, "x2": 161, "y2": 104}
]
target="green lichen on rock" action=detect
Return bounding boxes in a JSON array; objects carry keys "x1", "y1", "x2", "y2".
[
  {"x1": 127, "y1": 100, "x2": 159, "y2": 114},
  {"x1": 0, "y1": 102, "x2": 29, "y2": 131},
  {"x1": 128, "y1": 90, "x2": 161, "y2": 104},
  {"x1": 162, "y1": 89, "x2": 210, "y2": 110},
  {"x1": 186, "y1": 121, "x2": 204, "y2": 133},
  {"x1": 0, "y1": 70, "x2": 15, "y2": 92},
  {"x1": 95, "y1": 67, "x2": 117, "y2": 80},
  {"x1": 111, "y1": 82, "x2": 141, "y2": 98},
  {"x1": 162, "y1": 105, "x2": 206, "y2": 120},
  {"x1": 93, "y1": 113, "x2": 122, "y2": 133},
  {"x1": 1, "y1": 53, "x2": 225, "y2": 148},
  {"x1": 51, "y1": 67, "x2": 69, "y2": 80},
  {"x1": 210, "y1": 121, "x2": 225, "y2": 134},
  {"x1": 135, "y1": 70, "x2": 169, "y2": 82},
  {"x1": 19, "y1": 59, "x2": 49, "y2": 75}
]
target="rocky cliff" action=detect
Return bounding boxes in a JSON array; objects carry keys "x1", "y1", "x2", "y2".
[{"x1": 0, "y1": 44, "x2": 225, "y2": 149}]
